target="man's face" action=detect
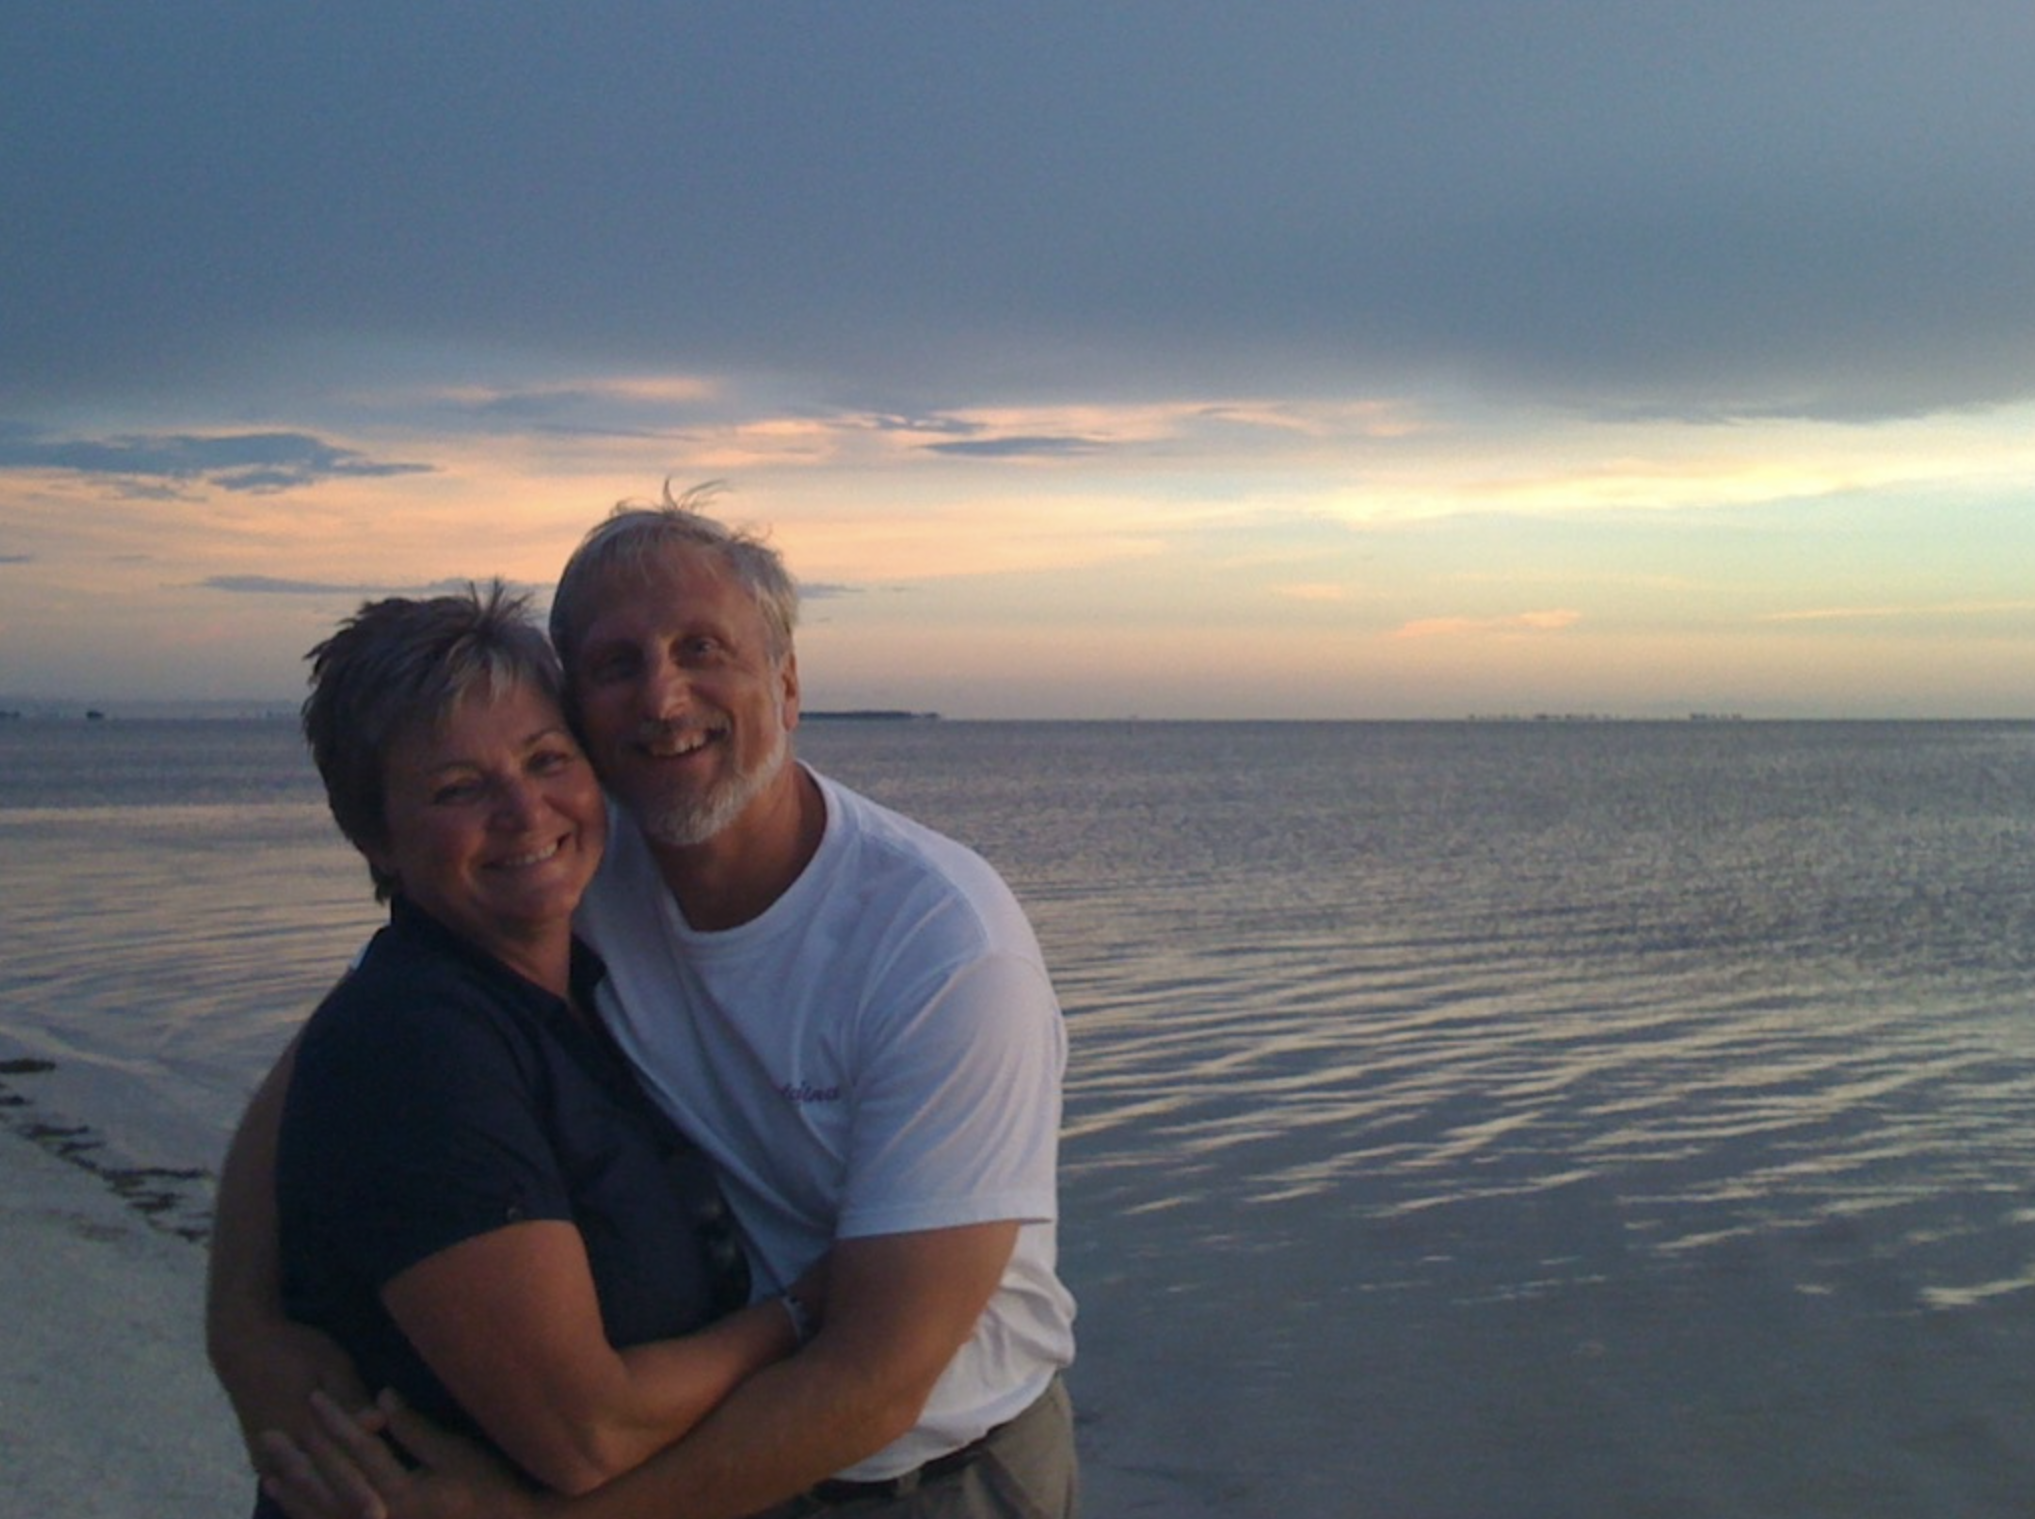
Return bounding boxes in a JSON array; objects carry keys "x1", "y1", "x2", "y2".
[{"x1": 568, "y1": 545, "x2": 799, "y2": 849}]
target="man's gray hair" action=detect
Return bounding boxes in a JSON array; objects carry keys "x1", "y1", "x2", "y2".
[
  {"x1": 302, "y1": 579, "x2": 562, "y2": 901},
  {"x1": 548, "y1": 481, "x2": 800, "y2": 678}
]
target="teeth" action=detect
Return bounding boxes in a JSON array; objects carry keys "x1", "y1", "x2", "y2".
[
  {"x1": 641, "y1": 725, "x2": 719, "y2": 757},
  {"x1": 499, "y1": 839, "x2": 564, "y2": 868}
]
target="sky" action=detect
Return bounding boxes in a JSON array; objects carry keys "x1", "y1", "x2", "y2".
[{"x1": 5, "y1": 3, "x2": 2035, "y2": 719}]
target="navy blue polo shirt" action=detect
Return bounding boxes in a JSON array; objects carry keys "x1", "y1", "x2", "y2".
[{"x1": 275, "y1": 897, "x2": 749, "y2": 1450}]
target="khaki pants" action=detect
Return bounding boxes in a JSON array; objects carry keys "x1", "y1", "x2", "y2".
[{"x1": 770, "y1": 1377, "x2": 1078, "y2": 1519}]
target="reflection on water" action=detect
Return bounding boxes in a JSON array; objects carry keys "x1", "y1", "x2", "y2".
[
  {"x1": 9, "y1": 719, "x2": 2035, "y2": 1513},
  {"x1": 801, "y1": 720, "x2": 2035, "y2": 1320},
  {"x1": 8, "y1": 720, "x2": 2032, "y2": 1301}
]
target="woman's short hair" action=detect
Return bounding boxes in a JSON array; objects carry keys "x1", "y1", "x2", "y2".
[
  {"x1": 302, "y1": 579, "x2": 561, "y2": 900},
  {"x1": 548, "y1": 481, "x2": 800, "y2": 682}
]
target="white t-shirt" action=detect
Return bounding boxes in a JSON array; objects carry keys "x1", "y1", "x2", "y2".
[{"x1": 577, "y1": 767, "x2": 1076, "y2": 1479}]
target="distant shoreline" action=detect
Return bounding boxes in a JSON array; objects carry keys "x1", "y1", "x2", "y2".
[
  {"x1": 4, "y1": 705, "x2": 2032, "y2": 725},
  {"x1": 802, "y1": 709, "x2": 940, "y2": 722}
]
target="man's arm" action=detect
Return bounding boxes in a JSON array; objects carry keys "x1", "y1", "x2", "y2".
[
  {"x1": 264, "y1": 1220, "x2": 1019, "y2": 1519},
  {"x1": 563, "y1": 936, "x2": 1054, "y2": 1517},
  {"x1": 569, "y1": 1219, "x2": 1022, "y2": 1519},
  {"x1": 206, "y1": 1036, "x2": 369, "y2": 1457}
]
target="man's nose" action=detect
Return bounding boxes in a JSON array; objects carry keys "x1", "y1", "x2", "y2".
[{"x1": 639, "y1": 650, "x2": 693, "y2": 719}]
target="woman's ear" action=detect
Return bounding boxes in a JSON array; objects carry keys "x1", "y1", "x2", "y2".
[{"x1": 358, "y1": 834, "x2": 400, "y2": 892}]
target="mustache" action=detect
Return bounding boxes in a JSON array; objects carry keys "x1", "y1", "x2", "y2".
[{"x1": 631, "y1": 717, "x2": 725, "y2": 746}]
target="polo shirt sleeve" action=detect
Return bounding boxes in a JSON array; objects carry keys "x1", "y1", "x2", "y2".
[{"x1": 283, "y1": 972, "x2": 575, "y2": 1292}]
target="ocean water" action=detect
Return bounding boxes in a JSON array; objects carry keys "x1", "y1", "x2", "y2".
[{"x1": 6, "y1": 717, "x2": 2035, "y2": 1515}]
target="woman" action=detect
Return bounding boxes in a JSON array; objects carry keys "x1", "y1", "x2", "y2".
[{"x1": 247, "y1": 583, "x2": 813, "y2": 1515}]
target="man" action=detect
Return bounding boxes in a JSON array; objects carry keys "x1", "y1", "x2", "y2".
[{"x1": 208, "y1": 486, "x2": 1078, "y2": 1519}]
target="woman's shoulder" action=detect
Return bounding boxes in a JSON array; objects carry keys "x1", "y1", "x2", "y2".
[{"x1": 299, "y1": 916, "x2": 539, "y2": 1075}]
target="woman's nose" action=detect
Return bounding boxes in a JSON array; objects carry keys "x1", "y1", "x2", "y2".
[{"x1": 492, "y1": 775, "x2": 547, "y2": 828}]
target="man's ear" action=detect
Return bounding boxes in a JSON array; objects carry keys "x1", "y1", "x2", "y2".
[{"x1": 779, "y1": 650, "x2": 801, "y2": 731}]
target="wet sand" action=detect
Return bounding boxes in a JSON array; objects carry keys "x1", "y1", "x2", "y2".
[{"x1": 1, "y1": 1125, "x2": 248, "y2": 1518}]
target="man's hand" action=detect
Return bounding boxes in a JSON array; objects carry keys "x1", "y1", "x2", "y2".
[
  {"x1": 208, "y1": 1033, "x2": 372, "y2": 1463},
  {"x1": 259, "y1": 1389, "x2": 546, "y2": 1519}
]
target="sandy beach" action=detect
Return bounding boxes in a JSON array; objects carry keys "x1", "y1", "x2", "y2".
[{"x1": 1, "y1": 1125, "x2": 248, "y2": 1518}]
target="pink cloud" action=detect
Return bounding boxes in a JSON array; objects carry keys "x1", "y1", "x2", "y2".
[{"x1": 1393, "y1": 609, "x2": 1582, "y2": 640}]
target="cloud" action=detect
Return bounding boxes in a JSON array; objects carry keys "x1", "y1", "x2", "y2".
[
  {"x1": 201, "y1": 575, "x2": 396, "y2": 596},
  {"x1": 1758, "y1": 600, "x2": 2035, "y2": 625},
  {"x1": 14, "y1": 7, "x2": 2033, "y2": 422},
  {"x1": 0, "y1": 427, "x2": 433, "y2": 493},
  {"x1": 196, "y1": 574, "x2": 866, "y2": 627},
  {"x1": 925, "y1": 435, "x2": 1107, "y2": 459},
  {"x1": 200, "y1": 575, "x2": 526, "y2": 597},
  {"x1": 0, "y1": 554, "x2": 31, "y2": 565},
  {"x1": 880, "y1": 398, "x2": 1412, "y2": 462},
  {"x1": 405, "y1": 376, "x2": 727, "y2": 437},
  {"x1": 866, "y1": 414, "x2": 983, "y2": 438},
  {"x1": 1394, "y1": 610, "x2": 1583, "y2": 640}
]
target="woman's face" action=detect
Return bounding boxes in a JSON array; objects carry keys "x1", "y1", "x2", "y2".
[{"x1": 369, "y1": 680, "x2": 605, "y2": 981}]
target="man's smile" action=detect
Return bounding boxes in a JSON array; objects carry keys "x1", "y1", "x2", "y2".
[{"x1": 635, "y1": 721, "x2": 727, "y2": 759}]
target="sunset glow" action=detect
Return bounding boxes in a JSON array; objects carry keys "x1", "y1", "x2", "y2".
[{"x1": 6, "y1": 7, "x2": 2034, "y2": 718}]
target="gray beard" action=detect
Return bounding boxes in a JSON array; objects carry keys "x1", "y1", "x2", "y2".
[{"x1": 635, "y1": 728, "x2": 789, "y2": 849}]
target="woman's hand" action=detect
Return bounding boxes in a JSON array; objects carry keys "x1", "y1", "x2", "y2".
[{"x1": 259, "y1": 1390, "x2": 547, "y2": 1519}]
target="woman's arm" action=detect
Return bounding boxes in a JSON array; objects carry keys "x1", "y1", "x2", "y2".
[
  {"x1": 381, "y1": 1222, "x2": 804, "y2": 1495},
  {"x1": 213, "y1": 1040, "x2": 807, "y2": 1504}
]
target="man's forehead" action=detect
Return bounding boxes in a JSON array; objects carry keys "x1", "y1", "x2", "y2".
[{"x1": 580, "y1": 550, "x2": 754, "y2": 631}]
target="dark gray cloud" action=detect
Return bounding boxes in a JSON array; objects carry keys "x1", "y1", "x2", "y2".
[
  {"x1": 200, "y1": 575, "x2": 528, "y2": 597},
  {"x1": 0, "y1": 553, "x2": 31, "y2": 564},
  {"x1": 926, "y1": 435, "x2": 1107, "y2": 459},
  {"x1": 6, "y1": 5, "x2": 2033, "y2": 421},
  {"x1": 201, "y1": 574, "x2": 864, "y2": 617},
  {"x1": 0, "y1": 426, "x2": 432, "y2": 492},
  {"x1": 201, "y1": 575, "x2": 396, "y2": 596}
]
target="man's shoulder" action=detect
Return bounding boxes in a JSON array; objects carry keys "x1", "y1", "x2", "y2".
[
  {"x1": 816, "y1": 773, "x2": 1018, "y2": 900},
  {"x1": 815, "y1": 770, "x2": 988, "y2": 876},
  {"x1": 811, "y1": 770, "x2": 1041, "y2": 956}
]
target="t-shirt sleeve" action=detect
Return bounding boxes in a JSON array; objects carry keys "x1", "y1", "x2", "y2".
[
  {"x1": 835, "y1": 945, "x2": 1066, "y2": 1239},
  {"x1": 283, "y1": 982, "x2": 575, "y2": 1290}
]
